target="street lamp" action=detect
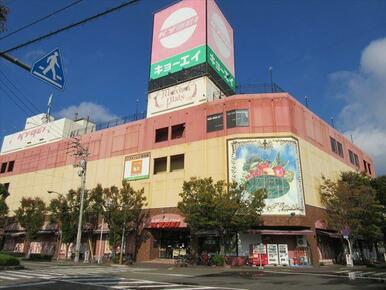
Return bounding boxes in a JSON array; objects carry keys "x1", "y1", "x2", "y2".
[{"x1": 47, "y1": 190, "x2": 64, "y2": 260}]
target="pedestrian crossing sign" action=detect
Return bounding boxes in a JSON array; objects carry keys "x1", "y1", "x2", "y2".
[{"x1": 31, "y1": 48, "x2": 65, "y2": 90}]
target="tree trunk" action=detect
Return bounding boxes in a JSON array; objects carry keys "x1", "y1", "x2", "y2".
[
  {"x1": 24, "y1": 239, "x2": 31, "y2": 259},
  {"x1": 65, "y1": 243, "x2": 70, "y2": 260},
  {"x1": 219, "y1": 231, "x2": 225, "y2": 255}
]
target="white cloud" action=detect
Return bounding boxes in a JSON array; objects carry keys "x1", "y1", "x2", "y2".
[
  {"x1": 328, "y1": 37, "x2": 386, "y2": 175},
  {"x1": 57, "y1": 102, "x2": 118, "y2": 123}
]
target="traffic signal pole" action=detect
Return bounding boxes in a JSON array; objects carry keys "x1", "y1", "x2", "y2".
[{"x1": 0, "y1": 52, "x2": 31, "y2": 71}]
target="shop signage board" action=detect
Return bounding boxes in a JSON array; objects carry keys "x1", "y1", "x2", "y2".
[
  {"x1": 149, "y1": 0, "x2": 235, "y2": 91},
  {"x1": 123, "y1": 153, "x2": 150, "y2": 181},
  {"x1": 207, "y1": 0, "x2": 235, "y2": 79},
  {"x1": 147, "y1": 76, "x2": 220, "y2": 117},
  {"x1": 228, "y1": 137, "x2": 306, "y2": 215},
  {"x1": 267, "y1": 244, "x2": 279, "y2": 265},
  {"x1": 278, "y1": 244, "x2": 289, "y2": 265}
]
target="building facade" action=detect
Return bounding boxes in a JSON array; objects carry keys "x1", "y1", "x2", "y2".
[{"x1": 0, "y1": 0, "x2": 377, "y2": 266}]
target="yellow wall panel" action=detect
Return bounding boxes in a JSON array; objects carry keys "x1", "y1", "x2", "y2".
[{"x1": 1, "y1": 132, "x2": 356, "y2": 213}]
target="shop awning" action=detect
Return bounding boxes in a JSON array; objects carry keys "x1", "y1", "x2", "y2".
[
  {"x1": 248, "y1": 229, "x2": 314, "y2": 235},
  {"x1": 316, "y1": 230, "x2": 341, "y2": 239},
  {"x1": 148, "y1": 214, "x2": 187, "y2": 229}
]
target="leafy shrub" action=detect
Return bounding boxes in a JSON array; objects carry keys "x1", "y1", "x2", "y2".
[
  {"x1": 0, "y1": 253, "x2": 20, "y2": 266},
  {"x1": 211, "y1": 254, "x2": 225, "y2": 266},
  {"x1": 0, "y1": 251, "x2": 24, "y2": 257},
  {"x1": 23, "y1": 254, "x2": 53, "y2": 261}
]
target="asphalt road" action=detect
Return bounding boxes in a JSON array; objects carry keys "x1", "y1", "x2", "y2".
[{"x1": 0, "y1": 262, "x2": 385, "y2": 290}]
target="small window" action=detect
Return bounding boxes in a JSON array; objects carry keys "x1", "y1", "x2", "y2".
[
  {"x1": 7, "y1": 161, "x2": 14, "y2": 172},
  {"x1": 207, "y1": 113, "x2": 223, "y2": 132},
  {"x1": 367, "y1": 163, "x2": 372, "y2": 175},
  {"x1": 154, "y1": 157, "x2": 167, "y2": 174},
  {"x1": 354, "y1": 153, "x2": 359, "y2": 167},
  {"x1": 155, "y1": 127, "x2": 168, "y2": 143},
  {"x1": 171, "y1": 123, "x2": 185, "y2": 139},
  {"x1": 363, "y1": 160, "x2": 367, "y2": 173},
  {"x1": 337, "y1": 142, "x2": 344, "y2": 158},
  {"x1": 170, "y1": 154, "x2": 184, "y2": 171},
  {"x1": 330, "y1": 137, "x2": 337, "y2": 154},
  {"x1": 0, "y1": 162, "x2": 7, "y2": 174},
  {"x1": 348, "y1": 150, "x2": 355, "y2": 165},
  {"x1": 227, "y1": 109, "x2": 249, "y2": 128}
]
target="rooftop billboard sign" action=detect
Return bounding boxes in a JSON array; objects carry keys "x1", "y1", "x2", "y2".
[{"x1": 149, "y1": 0, "x2": 235, "y2": 91}]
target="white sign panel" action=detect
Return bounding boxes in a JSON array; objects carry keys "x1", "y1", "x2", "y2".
[
  {"x1": 278, "y1": 244, "x2": 289, "y2": 265},
  {"x1": 1, "y1": 120, "x2": 65, "y2": 154},
  {"x1": 147, "y1": 76, "x2": 220, "y2": 117},
  {"x1": 267, "y1": 244, "x2": 279, "y2": 265},
  {"x1": 123, "y1": 153, "x2": 150, "y2": 181}
]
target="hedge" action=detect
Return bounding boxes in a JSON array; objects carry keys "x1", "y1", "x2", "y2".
[{"x1": 0, "y1": 253, "x2": 20, "y2": 266}]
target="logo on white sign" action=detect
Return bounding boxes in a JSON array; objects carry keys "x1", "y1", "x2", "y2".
[
  {"x1": 159, "y1": 7, "x2": 198, "y2": 49},
  {"x1": 210, "y1": 12, "x2": 231, "y2": 58}
]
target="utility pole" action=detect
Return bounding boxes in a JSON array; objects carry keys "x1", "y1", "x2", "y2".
[{"x1": 67, "y1": 138, "x2": 89, "y2": 263}]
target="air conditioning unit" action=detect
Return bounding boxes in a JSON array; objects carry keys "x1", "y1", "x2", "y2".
[{"x1": 296, "y1": 236, "x2": 307, "y2": 248}]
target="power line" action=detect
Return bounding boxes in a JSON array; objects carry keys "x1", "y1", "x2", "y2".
[
  {"x1": 0, "y1": 69, "x2": 40, "y2": 113},
  {"x1": 0, "y1": 84, "x2": 31, "y2": 117},
  {"x1": 0, "y1": 74, "x2": 71, "y2": 139},
  {"x1": 0, "y1": 0, "x2": 84, "y2": 41},
  {"x1": 1, "y1": 0, "x2": 140, "y2": 54}
]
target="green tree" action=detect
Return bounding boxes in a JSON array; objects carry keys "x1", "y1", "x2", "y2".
[
  {"x1": 15, "y1": 197, "x2": 46, "y2": 258},
  {"x1": 101, "y1": 181, "x2": 147, "y2": 262},
  {"x1": 49, "y1": 190, "x2": 79, "y2": 259},
  {"x1": 0, "y1": 183, "x2": 9, "y2": 228},
  {"x1": 178, "y1": 177, "x2": 266, "y2": 255},
  {"x1": 0, "y1": 0, "x2": 8, "y2": 32},
  {"x1": 371, "y1": 175, "x2": 386, "y2": 243},
  {"x1": 0, "y1": 184, "x2": 9, "y2": 250},
  {"x1": 320, "y1": 172, "x2": 384, "y2": 253},
  {"x1": 126, "y1": 186, "x2": 148, "y2": 262}
]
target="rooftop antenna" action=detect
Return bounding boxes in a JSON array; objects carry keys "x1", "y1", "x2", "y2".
[
  {"x1": 46, "y1": 93, "x2": 53, "y2": 123},
  {"x1": 330, "y1": 117, "x2": 335, "y2": 129},
  {"x1": 269, "y1": 66, "x2": 273, "y2": 93},
  {"x1": 304, "y1": 96, "x2": 309, "y2": 108},
  {"x1": 74, "y1": 112, "x2": 78, "y2": 121},
  {"x1": 350, "y1": 134, "x2": 354, "y2": 144},
  {"x1": 135, "y1": 98, "x2": 139, "y2": 120}
]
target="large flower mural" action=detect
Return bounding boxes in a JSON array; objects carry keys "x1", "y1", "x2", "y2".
[{"x1": 228, "y1": 137, "x2": 305, "y2": 215}]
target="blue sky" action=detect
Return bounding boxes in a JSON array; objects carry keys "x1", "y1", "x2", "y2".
[{"x1": 0, "y1": 0, "x2": 385, "y2": 174}]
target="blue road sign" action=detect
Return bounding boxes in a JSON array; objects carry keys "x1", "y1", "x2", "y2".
[{"x1": 31, "y1": 48, "x2": 65, "y2": 90}]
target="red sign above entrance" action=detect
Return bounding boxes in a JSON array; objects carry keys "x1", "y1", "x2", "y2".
[{"x1": 148, "y1": 214, "x2": 187, "y2": 229}]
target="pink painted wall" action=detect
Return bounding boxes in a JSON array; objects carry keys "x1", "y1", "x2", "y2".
[{"x1": 0, "y1": 93, "x2": 374, "y2": 178}]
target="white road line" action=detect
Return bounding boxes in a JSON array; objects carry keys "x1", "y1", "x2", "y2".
[
  {"x1": 0, "y1": 281, "x2": 56, "y2": 289},
  {"x1": 72, "y1": 277, "x2": 125, "y2": 283},
  {"x1": 2, "y1": 272, "x2": 39, "y2": 279},
  {"x1": 264, "y1": 269, "x2": 386, "y2": 281},
  {"x1": 335, "y1": 270, "x2": 350, "y2": 273},
  {"x1": 371, "y1": 272, "x2": 386, "y2": 276},
  {"x1": 6, "y1": 271, "x2": 53, "y2": 279},
  {"x1": 132, "y1": 271, "x2": 191, "y2": 277},
  {"x1": 358, "y1": 271, "x2": 376, "y2": 275},
  {"x1": 0, "y1": 275, "x2": 18, "y2": 280}
]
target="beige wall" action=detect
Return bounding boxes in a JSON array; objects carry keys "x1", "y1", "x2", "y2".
[{"x1": 1, "y1": 132, "x2": 354, "y2": 213}]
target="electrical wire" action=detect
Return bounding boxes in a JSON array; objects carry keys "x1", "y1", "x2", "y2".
[
  {"x1": 1, "y1": 0, "x2": 140, "y2": 54},
  {"x1": 0, "y1": 0, "x2": 84, "y2": 41},
  {"x1": 0, "y1": 74, "x2": 73, "y2": 139},
  {"x1": 0, "y1": 69, "x2": 41, "y2": 113}
]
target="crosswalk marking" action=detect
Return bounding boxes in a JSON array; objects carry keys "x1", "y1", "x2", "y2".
[{"x1": 0, "y1": 275, "x2": 18, "y2": 281}]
